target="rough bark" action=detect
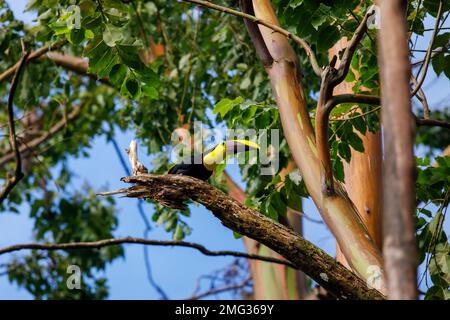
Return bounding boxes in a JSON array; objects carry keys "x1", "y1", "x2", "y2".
[
  {"x1": 377, "y1": 0, "x2": 418, "y2": 300},
  {"x1": 99, "y1": 173, "x2": 385, "y2": 300}
]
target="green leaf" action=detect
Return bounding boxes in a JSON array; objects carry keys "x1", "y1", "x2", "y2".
[
  {"x1": 423, "y1": 0, "x2": 450, "y2": 17},
  {"x1": 311, "y1": 4, "x2": 331, "y2": 30},
  {"x1": 109, "y1": 64, "x2": 128, "y2": 86},
  {"x1": 68, "y1": 28, "x2": 85, "y2": 45},
  {"x1": 352, "y1": 116, "x2": 367, "y2": 135},
  {"x1": 432, "y1": 32, "x2": 450, "y2": 50},
  {"x1": 348, "y1": 131, "x2": 364, "y2": 152},
  {"x1": 233, "y1": 231, "x2": 243, "y2": 239},
  {"x1": 141, "y1": 85, "x2": 159, "y2": 100},
  {"x1": 116, "y1": 43, "x2": 145, "y2": 70},
  {"x1": 317, "y1": 25, "x2": 340, "y2": 52},
  {"x1": 123, "y1": 77, "x2": 140, "y2": 99},
  {"x1": 338, "y1": 142, "x2": 351, "y2": 162},
  {"x1": 173, "y1": 225, "x2": 185, "y2": 240},
  {"x1": 103, "y1": 24, "x2": 123, "y2": 47},
  {"x1": 333, "y1": 156, "x2": 345, "y2": 182},
  {"x1": 213, "y1": 96, "x2": 243, "y2": 118},
  {"x1": 289, "y1": 0, "x2": 304, "y2": 9}
]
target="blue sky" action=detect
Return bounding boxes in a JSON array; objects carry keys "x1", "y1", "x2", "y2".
[{"x1": 0, "y1": 0, "x2": 449, "y2": 299}]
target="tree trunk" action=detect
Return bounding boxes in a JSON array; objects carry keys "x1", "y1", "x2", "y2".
[
  {"x1": 377, "y1": 0, "x2": 418, "y2": 300},
  {"x1": 241, "y1": 0, "x2": 386, "y2": 290},
  {"x1": 225, "y1": 169, "x2": 308, "y2": 299},
  {"x1": 329, "y1": 39, "x2": 383, "y2": 269}
]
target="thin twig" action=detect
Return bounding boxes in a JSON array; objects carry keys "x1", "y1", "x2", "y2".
[
  {"x1": 0, "y1": 236, "x2": 297, "y2": 268},
  {"x1": 181, "y1": 0, "x2": 322, "y2": 76},
  {"x1": 187, "y1": 276, "x2": 252, "y2": 300},
  {"x1": 415, "y1": 117, "x2": 450, "y2": 129},
  {"x1": 411, "y1": 42, "x2": 450, "y2": 68},
  {"x1": 411, "y1": 1, "x2": 443, "y2": 97},
  {"x1": 0, "y1": 50, "x2": 30, "y2": 203},
  {"x1": 333, "y1": 10, "x2": 375, "y2": 86},
  {"x1": 411, "y1": 76, "x2": 430, "y2": 119}
]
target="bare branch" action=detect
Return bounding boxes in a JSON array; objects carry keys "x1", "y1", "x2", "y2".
[
  {"x1": 45, "y1": 52, "x2": 110, "y2": 84},
  {"x1": 239, "y1": 0, "x2": 273, "y2": 66},
  {"x1": 126, "y1": 140, "x2": 149, "y2": 175},
  {"x1": 0, "y1": 236, "x2": 296, "y2": 269},
  {"x1": 323, "y1": 94, "x2": 381, "y2": 115},
  {"x1": 333, "y1": 10, "x2": 375, "y2": 86},
  {"x1": 411, "y1": 1, "x2": 443, "y2": 97},
  {"x1": 411, "y1": 42, "x2": 450, "y2": 68},
  {"x1": 0, "y1": 50, "x2": 30, "y2": 203},
  {"x1": 182, "y1": 0, "x2": 322, "y2": 76},
  {"x1": 314, "y1": 9, "x2": 376, "y2": 195},
  {"x1": 98, "y1": 174, "x2": 385, "y2": 300},
  {"x1": 415, "y1": 117, "x2": 450, "y2": 129},
  {"x1": 411, "y1": 76, "x2": 430, "y2": 119},
  {"x1": 316, "y1": 91, "x2": 381, "y2": 194},
  {"x1": 187, "y1": 276, "x2": 252, "y2": 300}
]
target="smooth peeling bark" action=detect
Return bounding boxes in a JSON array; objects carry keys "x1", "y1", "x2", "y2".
[
  {"x1": 248, "y1": 0, "x2": 385, "y2": 289},
  {"x1": 378, "y1": 0, "x2": 418, "y2": 300},
  {"x1": 329, "y1": 39, "x2": 383, "y2": 266}
]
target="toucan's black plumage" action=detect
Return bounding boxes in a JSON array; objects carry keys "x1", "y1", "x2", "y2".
[
  {"x1": 168, "y1": 154, "x2": 213, "y2": 181},
  {"x1": 168, "y1": 140, "x2": 259, "y2": 181}
]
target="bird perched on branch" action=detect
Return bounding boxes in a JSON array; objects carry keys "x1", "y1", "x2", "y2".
[{"x1": 168, "y1": 139, "x2": 260, "y2": 180}]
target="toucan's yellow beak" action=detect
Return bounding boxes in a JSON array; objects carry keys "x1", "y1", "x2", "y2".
[
  {"x1": 231, "y1": 139, "x2": 260, "y2": 150},
  {"x1": 203, "y1": 139, "x2": 259, "y2": 170}
]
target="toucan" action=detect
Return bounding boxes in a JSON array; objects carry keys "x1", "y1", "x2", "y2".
[{"x1": 168, "y1": 140, "x2": 260, "y2": 180}]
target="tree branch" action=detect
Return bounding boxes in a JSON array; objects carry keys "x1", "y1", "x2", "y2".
[
  {"x1": 182, "y1": 0, "x2": 322, "y2": 76},
  {"x1": 0, "y1": 236, "x2": 296, "y2": 269},
  {"x1": 98, "y1": 174, "x2": 385, "y2": 300},
  {"x1": 333, "y1": 10, "x2": 375, "y2": 86},
  {"x1": 45, "y1": 52, "x2": 110, "y2": 84},
  {"x1": 316, "y1": 90, "x2": 380, "y2": 195},
  {"x1": 315, "y1": 94, "x2": 381, "y2": 193},
  {"x1": 0, "y1": 49, "x2": 30, "y2": 203},
  {"x1": 238, "y1": 0, "x2": 273, "y2": 66},
  {"x1": 410, "y1": 1, "x2": 443, "y2": 97},
  {"x1": 415, "y1": 117, "x2": 450, "y2": 129},
  {"x1": 315, "y1": 9, "x2": 376, "y2": 195},
  {"x1": 187, "y1": 276, "x2": 252, "y2": 300},
  {"x1": 411, "y1": 76, "x2": 430, "y2": 119},
  {"x1": 0, "y1": 41, "x2": 66, "y2": 84}
]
